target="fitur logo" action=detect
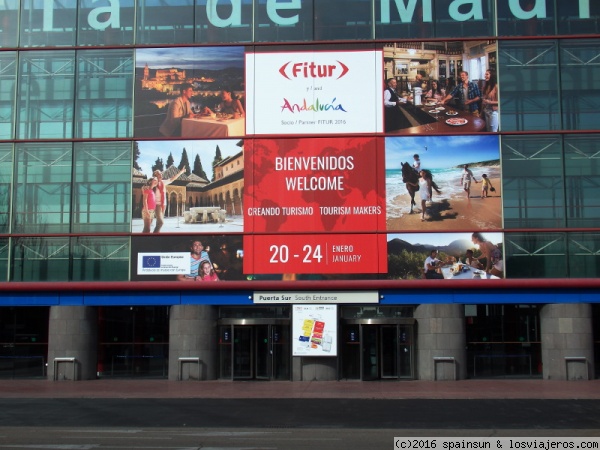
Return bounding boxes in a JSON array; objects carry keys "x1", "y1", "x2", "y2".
[{"x1": 278, "y1": 61, "x2": 350, "y2": 80}]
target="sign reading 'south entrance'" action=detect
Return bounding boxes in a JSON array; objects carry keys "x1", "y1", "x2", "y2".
[{"x1": 246, "y1": 50, "x2": 383, "y2": 135}]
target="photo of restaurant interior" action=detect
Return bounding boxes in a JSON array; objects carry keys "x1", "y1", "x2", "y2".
[{"x1": 383, "y1": 41, "x2": 496, "y2": 134}]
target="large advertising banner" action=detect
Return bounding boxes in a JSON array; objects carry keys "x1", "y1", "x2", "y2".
[
  {"x1": 246, "y1": 49, "x2": 383, "y2": 135},
  {"x1": 244, "y1": 137, "x2": 386, "y2": 233},
  {"x1": 292, "y1": 304, "x2": 338, "y2": 356},
  {"x1": 385, "y1": 135, "x2": 501, "y2": 231}
]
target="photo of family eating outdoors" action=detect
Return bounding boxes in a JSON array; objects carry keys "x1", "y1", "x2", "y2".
[
  {"x1": 386, "y1": 135, "x2": 501, "y2": 231},
  {"x1": 386, "y1": 232, "x2": 504, "y2": 280},
  {"x1": 383, "y1": 40, "x2": 498, "y2": 134}
]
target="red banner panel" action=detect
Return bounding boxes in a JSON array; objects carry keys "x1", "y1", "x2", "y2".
[
  {"x1": 243, "y1": 234, "x2": 388, "y2": 274},
  {"x1": 244, "y1": 137, "x2": 386, "y2": 233}
]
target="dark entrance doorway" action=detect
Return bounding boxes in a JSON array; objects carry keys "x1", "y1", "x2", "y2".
[
  {"x1": 341, "y1": 321, "x2": 415, "y2": 380},
  {"x1": 218, "y1": 321, "x2": 290, "y2": 380}
]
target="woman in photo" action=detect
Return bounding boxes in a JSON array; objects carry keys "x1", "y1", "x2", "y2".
[
  {"x1": 141, "y1": 177, "x2": 158, "y2": 233},
  {"x1": 471, "y1": 232, "x2": 503, "y2": 278},
  {"x1": 482, "y1": 69, "x2": 499, "y2": 132},
  {"x1": 425, "y1": 79, "x2": 445, "y2": 102},
  {"x1": 207, "y1": 88, "x2": 245, "y2": 117}
]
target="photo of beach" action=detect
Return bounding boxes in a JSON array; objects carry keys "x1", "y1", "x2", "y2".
[{"x1": 386, "y1": 135, "x2": 501, "y2": 231}]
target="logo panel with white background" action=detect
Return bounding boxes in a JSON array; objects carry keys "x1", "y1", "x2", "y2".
[{"x1": 246, "y1": 50, "x2": 383, "y2": 135}]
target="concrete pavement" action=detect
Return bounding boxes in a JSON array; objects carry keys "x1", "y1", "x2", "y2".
[{"x1": 1, "y1": 379, "x2": 599, "y2": 399}]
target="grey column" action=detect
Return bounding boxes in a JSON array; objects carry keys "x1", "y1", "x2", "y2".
[
  {"x1": 414, "y1": 304, "x2": 466, "y2": 381},
  {"x1": 47, "y1": 306, "x2": 97, "y2": 381},
  {"x1": 168, "y1": 305, "x2": 217, "y2": 380},
  {"x1": 540, "y1": 304, "x2": 594, "y2": 380}
]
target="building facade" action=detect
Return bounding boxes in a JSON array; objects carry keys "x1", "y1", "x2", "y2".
[{"x1": 0, "y1": 0, "x2": 599, "y2": 382}]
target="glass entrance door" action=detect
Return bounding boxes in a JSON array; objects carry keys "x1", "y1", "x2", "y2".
[
  {"x1": 219, "y1": 324, "x2": 290, "y2": 380},
  {"x1": 342, "y1": 323, "x2": 414, "y2": 380},
  {"x1": 361, "y1": 325, "x2": 379, "y2": 381}
]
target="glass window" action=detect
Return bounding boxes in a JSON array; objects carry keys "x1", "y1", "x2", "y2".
[
  {"x1": 77, "y1": 0, "x2": 135, "y2": 46},
  {"x1": 0, "y1": 0, "x2": 19, "y2": 48},
  {"x1": 17, "y1": 50, "x2": 75, "y2": 139},
  {"x1": 557, "y1": 1, "x2": 600, "y2": 35},
  {"x1": 504, "y1": 232, "x2": 567, "y2": 278},
  {"x1": 568, "y1": 232, "x2": 600, "y2": 278},
  {"x1": 12, "y1": 142, "x2": 72, "y2": 234},
  {"x1": 11, "y1": 237, "x2": 70, "y2": 281},
  {"x1": 498, "y1": 40, "x2": 560, "y2": 131},
  {"x1": 432, "y1": 0, "x2": 494, "y2": 39},
  {"x1": 0, "y1": 307, "x2": 49, "y2": 379},
  {"x1": 195, "y1": 0, "x2": 253, "y2": 44},
  {"x1": 19, "y1": 0, "x2": 77, "y2": 47},
  {"x1": 75, "y1": 49, "x2": 134, "y2": 138},
  {"x1": 560, "y1": 40, "x2": 600, "y2": 131},
  {"x1": 71, "y1": 237, "x2": 130, "y2": 281},
  {"x1": 564, "y1": 135, "x2": 600, "y2": 227},
  {"x1": 0, "y1": 51, "x2": 16, "y2": 139},
  {"x1": 0, "y1": 143, "x2": 12, "y2": 234},
  {"x1": 501, "y1": 135, "x2": 565, "y2": 229},
  {"x1": 314, "y1": 0, "x2": 372, "y2": 41},
  {"x1": 466, "y1": 304, "x2": 541, "y2": 378},
  {"x1": 73, "y1": 142, "x2": 131, "y2": 233},
  {"x1": 254, "y1": 0, "x2": 312, "y2": 42},
  {"x1": 0, "y1": 238, "x2": 8, "y2": 282},
  {"x1": 375, "y1": 0, "x2": 434, "y2": 39},
  {"x1": 497, "y1": 0, "x2": 556, "y2": 37},
  {"x1": 136, "y1": 0, "x2": 195, "y2": 45},
  {"x1": 98, "y1": 306, "x2": 169, "y2": 378}
]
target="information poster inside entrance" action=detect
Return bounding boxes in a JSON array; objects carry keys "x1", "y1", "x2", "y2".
[{"x1": 292, "y1": 304, "x2": 338, "y2": 357}]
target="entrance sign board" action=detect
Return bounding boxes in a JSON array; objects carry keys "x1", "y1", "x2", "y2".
[{"x1": 254, "y1": 291, "x2": 379, "y2": 304}]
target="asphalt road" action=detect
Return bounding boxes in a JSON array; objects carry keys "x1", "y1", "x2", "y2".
[{"x1": 0, "y1": 399, "x2": 599, "y2": 449}]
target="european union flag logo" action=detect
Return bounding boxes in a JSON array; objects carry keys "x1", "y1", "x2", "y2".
[{"x1": 142, "y1": 256, "x2": 161, "y2": 268}]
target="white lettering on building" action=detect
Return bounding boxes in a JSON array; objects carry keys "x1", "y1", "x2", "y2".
[
  {"x1": 508, "y1": 0, "x2": 546, "y2": 20},
  {"x1": 39, "y1": 0, "x2": 593, "y2": 32},
  {"x1": 448, "y1": 0, "x2": 483, "y2": 22}
]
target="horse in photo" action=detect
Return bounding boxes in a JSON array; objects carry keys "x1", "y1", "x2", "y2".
[{"x1": 401, "y1": 162, "x2": 440, "y2": 214}]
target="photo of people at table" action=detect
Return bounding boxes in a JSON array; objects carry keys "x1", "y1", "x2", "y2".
[
  {"x1": 382, "y1": 40, "x2": 498, "y2": 134},
  {"x1": 134, "y1": 47, "x2": 245, "y2": 138},
  {"x1": 132, "y1": 139, "x2": 244, "y2": 233},
  {"x1": 386, "y1": 232, "x2": 504, "y2": 280},
  {"x1": 131, "y1": 234, "x2": 245, "y2": 282},
  {"x1": 386, "y1": 135, "x2": 501, "y2": 231}
]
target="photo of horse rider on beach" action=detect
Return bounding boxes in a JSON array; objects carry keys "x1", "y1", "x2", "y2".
[{"x1": 385, "y1": 135, "x2": 502, "y2": 231}]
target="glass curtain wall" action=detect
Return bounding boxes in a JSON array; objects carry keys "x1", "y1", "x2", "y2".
[
  {"x1": 17, "y1": 51, "x2": 75, "y2": 139},
  {"x1": 75, "y1": 49, "x2": 134, "y2": 138},
  {"x1": 0, "y1": 52, "x2": 16, "y2": 139},
  {"x1": 0, "y1": 144, "x2": 12, "y2": 234}
]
